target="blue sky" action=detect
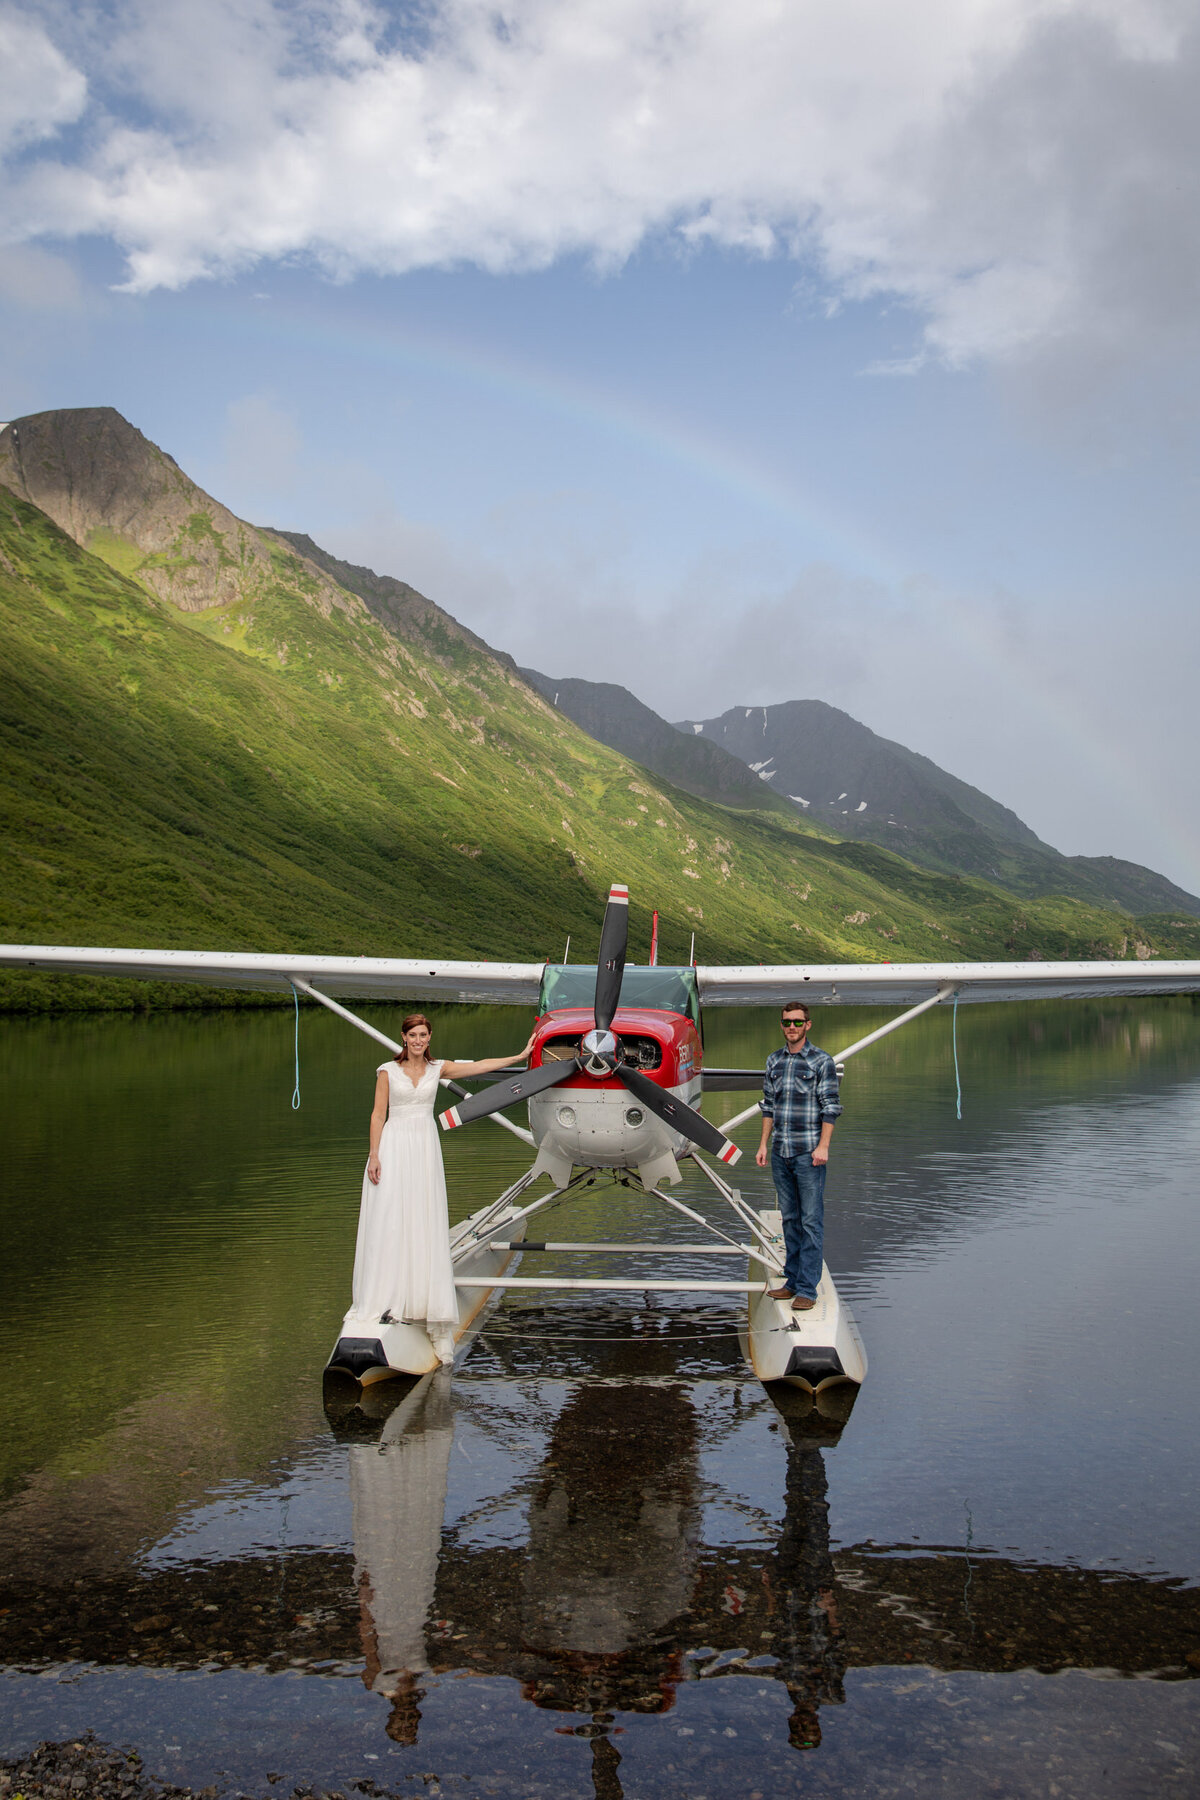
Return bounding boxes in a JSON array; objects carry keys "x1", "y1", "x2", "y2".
[{"x1": 3, "y1": 1, "x2": 1200, "y2": 892}]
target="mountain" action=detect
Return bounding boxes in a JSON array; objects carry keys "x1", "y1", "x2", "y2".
[
  {"x1": 519, "y1": 669, "x2": 795, "y2": 817},
  {"x1": 2, "y1": 406, "x2": 1196, "y2": 1013},
  {"x1": 681, "y1": 697, "x2": 1038, "y2": 842},
  {"x1": 273, "y1": 530, "x2": 512, "y2": 672},
  {"x1": 514, "y1": 670, "x2": 1199, "y2": 917},
  {"x1": 0, "y1": 406, "x2": 348, "y2": 618},
  {"x1": 678, "y1": 699, "x2": 1200, "y2": 918}
]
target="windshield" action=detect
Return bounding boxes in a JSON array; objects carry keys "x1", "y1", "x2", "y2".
[{"x1": 539, "y1": 964, "x2": 701, "y2": 1029}]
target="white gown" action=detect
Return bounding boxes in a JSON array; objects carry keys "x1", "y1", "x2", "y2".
[{"x1": 346, "y1": 1059, "x2": 459, "y2": 1358}]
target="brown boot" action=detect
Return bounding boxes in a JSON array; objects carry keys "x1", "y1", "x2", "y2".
[
  {"x1": 791, "y1": 1295, "x2": 816, "y2": 1312},
  {"x1": 767, "y1": 1285, "x2": 794, "y2": 1301}
]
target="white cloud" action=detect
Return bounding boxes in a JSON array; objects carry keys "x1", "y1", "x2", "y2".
[
  {"x1": 3, "y1": 0, "x2": 1199, "y2": 371},
  {"x1": 0, "y1": 5, "x2": 87, "y2": 156}
]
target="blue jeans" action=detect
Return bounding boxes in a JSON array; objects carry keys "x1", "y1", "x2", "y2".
[{"x1": 771, "y1": 1149, "x2": 826, "y2": 1299}]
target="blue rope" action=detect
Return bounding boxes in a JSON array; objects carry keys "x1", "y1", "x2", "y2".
[
  {"x1": 952, "y1": 990, "x2": 962, "y2": 1121},
  {"x1": 290, "y1": 983, "x2": 301, "y2": 1110}
]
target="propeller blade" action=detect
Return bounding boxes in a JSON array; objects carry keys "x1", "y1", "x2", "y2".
[
  {"x1": 616, "y1": 1064, "x2": 742, "y2": 1165},
  {"x1": 439, "y1": 1057, "x2": 575, "y2": 1131},
  {"x1": 594, "y1": 882, "x2": 629, "y2": 1034}
]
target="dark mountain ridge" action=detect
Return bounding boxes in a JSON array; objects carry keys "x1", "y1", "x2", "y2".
[
  {"x1": 519, "y1": 669, "x2": 795, "y2": 817},
  {"x1": 515, "y1": 667, "x2": 1198, "y2": 917},
  {"x1": 681, "y1": 699, "x2": 1200, "y2": 917},
  {"x1": 682, "y1": 698, "x2": 1040, "y2": 845}
]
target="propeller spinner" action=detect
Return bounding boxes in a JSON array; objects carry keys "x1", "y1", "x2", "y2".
[{"x1": 438, "y1": 884, "x2": 741, "y2": 1166}]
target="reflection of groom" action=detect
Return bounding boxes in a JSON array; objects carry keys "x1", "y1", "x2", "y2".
[
  {"x1": 756, "y1": 1003, "x2": 842, "y2": 1310},
  {"x1": 763, "y1": 1434, "x2": 844, "y2": 1750}
]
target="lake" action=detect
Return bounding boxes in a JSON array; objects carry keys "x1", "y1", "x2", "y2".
[{"x1": 2, "y1": 995, "x2": 1199, "y2": 1798}]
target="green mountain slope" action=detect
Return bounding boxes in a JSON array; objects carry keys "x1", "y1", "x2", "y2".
[
  {"x1": 271, "y1": 529, "x2": 511, "y2": 671},
  {"x1": 1, "y1": 409, "x2": 1195, "y2": 1013},
  {"x1": 0, "y1": 407, "x2": 347, "y2": 620}
]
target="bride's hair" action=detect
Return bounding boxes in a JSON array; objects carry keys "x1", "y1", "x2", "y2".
[{"x1": 395, "y1": 1012, "x2": 434, "y2": 1062}]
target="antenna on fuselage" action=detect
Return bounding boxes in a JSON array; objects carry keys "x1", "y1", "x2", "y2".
[
  {"x1": 689, "y1": 931, "x2": 696, "y2": 967},
  {"x1": 562, "y1": 935, "x2": 570, "y2": 963},
  {"x1": 649, "y1": 911, "x2": 659, "y2": 967}
]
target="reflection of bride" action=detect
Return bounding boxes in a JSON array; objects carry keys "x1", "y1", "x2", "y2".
[{"x1": 351, "y1": 1372, "x2": 454, "y2": 1744}]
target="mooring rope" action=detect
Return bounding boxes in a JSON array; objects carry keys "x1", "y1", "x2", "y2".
[
  {"x1": 290, "y1": 982, "x2": 301, "y2": 1110},
  {"x1": 952, "y1": 989, "x2": 962, "y2": 1120}
]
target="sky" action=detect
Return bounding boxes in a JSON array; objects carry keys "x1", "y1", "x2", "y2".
[{"x1": 3, "y1": 0, "x2": 1200, "y2": 894}]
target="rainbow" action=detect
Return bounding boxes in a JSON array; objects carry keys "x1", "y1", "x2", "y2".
[{"x1": 170, "y1": 285, "x2": 1200, "y2": 894}]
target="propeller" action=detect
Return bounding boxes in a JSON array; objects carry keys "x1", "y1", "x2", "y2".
[
  {"x1": 439, "y1": 882, "x2": 630, "y2": 1132},
  {"x1": 614, "y1": 1061, "x2": 741, "y2": 1166},
  {"x1": 593, "y1": 881, "x2": 629, "y2": 1034},
  {"x1": 439, "y1": 1055, "x2": 577, "y2": 1130},
  {"x1": 438, "y1": 880, "x2": 740, "y2": 1164}
]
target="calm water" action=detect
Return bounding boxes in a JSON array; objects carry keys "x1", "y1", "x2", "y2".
[{"x1": 2, "y1": 996, "x2": 1199, "y2": 1798}]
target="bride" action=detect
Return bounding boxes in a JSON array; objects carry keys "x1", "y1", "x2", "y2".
[{"x1": 347, "y1": 1012, "x2": 536, "y2": 1364}]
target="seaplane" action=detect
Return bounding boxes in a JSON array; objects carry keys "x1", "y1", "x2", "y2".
[{"x1": 5, "y1": 887, "x2": 1200, "y2": 1393}]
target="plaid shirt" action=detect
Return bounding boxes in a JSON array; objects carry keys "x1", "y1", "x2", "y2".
[{"x1": 760, "y1": 1043, "x2": 842, "y2": 1156}]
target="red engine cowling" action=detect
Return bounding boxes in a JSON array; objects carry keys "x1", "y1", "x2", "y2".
[{"x1": 532, "y1": 1007, "x2": 700, "y2": 1091}]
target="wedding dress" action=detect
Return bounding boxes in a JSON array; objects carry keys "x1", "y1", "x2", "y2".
[{"x1": 346, "y1": 1059, "x2": 459, "y2": 1363}]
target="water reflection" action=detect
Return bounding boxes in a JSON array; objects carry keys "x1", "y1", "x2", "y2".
[
  {"x1": 349, "y1": 1373, "x2": 454, "y2": 1745},
  {"x1": 521, "y1": 1383, "x2": 700, "y2": 1674},
  {"x1": 518, "y1": 1380, "x2": 701, "y2": 1797},
  {"x1": 2, "y1": 1364, "x2": 1199, "y2": 1795},
  {"x1": 332, "y1": 1368, "x2": 856, "y2": 1789},
  {"x1": 765, "y1": 1389, "x2": 846, "y2": 1752},
  {"x1": 3, "y1": 1001, "x2": 1200, "y2": 1792}
]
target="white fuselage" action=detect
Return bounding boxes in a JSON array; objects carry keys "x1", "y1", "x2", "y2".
[{"x1": 527, "y1": 1078, "x2": 702, "y2": 1170}]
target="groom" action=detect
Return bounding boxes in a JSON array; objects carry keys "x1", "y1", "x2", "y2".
[{"x1": 755, "y1": 1002, "x2": 842, "y2": 1311}]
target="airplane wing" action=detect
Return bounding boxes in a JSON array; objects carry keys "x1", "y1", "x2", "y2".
[
  {"x1": 4, "y1": 946, "x2": 1200, "y2": 1009},
  {"x1": 695, "y1": 959, "x2": 1200, "y2": 1006},
  {"x1": 0, "y1": 945, "x2": 545, "y2": 1005}
]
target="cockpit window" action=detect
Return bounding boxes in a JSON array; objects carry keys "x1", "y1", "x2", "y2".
[{"x1": 538, "y1": 964, "x2": 700, "y2": 1030}]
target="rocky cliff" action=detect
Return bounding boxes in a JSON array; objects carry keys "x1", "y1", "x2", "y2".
[{"x1": 0, "y1": 408, "x2": 348, "y2": 620}]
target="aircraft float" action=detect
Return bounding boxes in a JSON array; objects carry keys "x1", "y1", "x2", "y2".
[{"x1": 5, "y1": 884, "x2": 1200, "y2": 1393}]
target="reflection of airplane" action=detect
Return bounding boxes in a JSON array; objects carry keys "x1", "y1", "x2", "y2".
[
  {"x1": 333, "y1": 1364, "x2": 857, "y2": 1792},
  {"x1": 4, "y1": 1377, "x2": 1198, "y2": 1766},
  {"x1": 7, "y1": 894, "x2": 1199, "y2": 1387},
  {"x1": 520, "y1": 1382, "x2": 701, "y2": 1702}
]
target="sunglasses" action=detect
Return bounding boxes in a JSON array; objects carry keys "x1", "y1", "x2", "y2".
[{"x1": 781, "y1": 1018, "x2": 810, "y2": 1030}]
